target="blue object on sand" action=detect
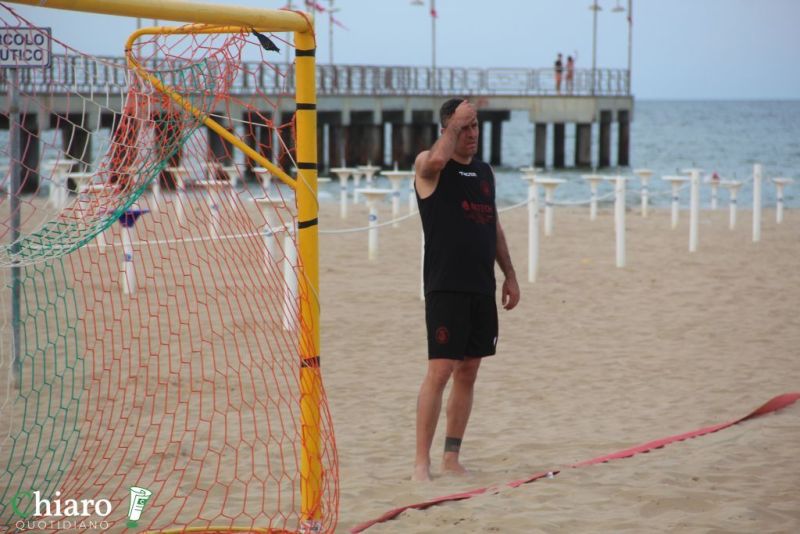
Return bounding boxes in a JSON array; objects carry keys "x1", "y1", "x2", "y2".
[{"x1": 118, "y1": 208, "x2": 150, "y2": 228}]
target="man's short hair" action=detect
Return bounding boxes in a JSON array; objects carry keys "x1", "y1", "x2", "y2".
[{"x1": 440, "y1": 98, "x2": 465, "y2": 128}]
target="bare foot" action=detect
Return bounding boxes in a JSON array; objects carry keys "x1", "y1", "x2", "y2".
[
  {"x1": 441, "y1": 455, "x2": 469, "y2": 476},
  {"x1": 412, "y1": 463, "x2": 431, "y2": 482}
]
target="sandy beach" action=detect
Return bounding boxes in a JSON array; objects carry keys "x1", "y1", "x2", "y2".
[
  {"x1": 1, "y1": 190, "x2": 797, "y2": 533},
  {"x1": 319, "y1": 199, "x2": 800, "y2": 533}
]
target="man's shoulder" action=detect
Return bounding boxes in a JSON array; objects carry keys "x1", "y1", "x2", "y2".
[{"x1": 468, "y1": 158, "x2": 494, "y2": 176}]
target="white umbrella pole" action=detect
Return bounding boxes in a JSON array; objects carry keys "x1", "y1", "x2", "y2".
[
  {"x1": 752, "y1": 164, "x2": 762, "y2": 242},
  {"x1": 392, "y1": 189, "x2": 401, "y2": 228},
  {"x1": 122, "y1": 227, "x2": 136, "y2": 294},
  {"x1": 528, "y1": 181, "x2": 540, "y2": 282},
  {"x1": 671, "y1": 182, "x2": 680, "y2": 229},
  {"x1": 338, "y1": 176, "x2": 348, "y2": 219},
  {"x1": 729, "y1": 189, "x2": 738, "y2": 230},
  {"x1": 710, "y1": 182, "x2": 718, "y2": 210},
  {"x1": 641, "y1": 176, "x2": 649, "y2": 218},
  {"x1": 544, "y1": 187, "x2": 555, "y2": 237},
  {"x1": 615, "y1": 176, "x2": 626, "y2": 268},
  {"x1": 689, "y1": 171, "x2": 700, "y2": 252},
  {"x1": 368, "y1": 203, "x2": 379, "y2": 261}
]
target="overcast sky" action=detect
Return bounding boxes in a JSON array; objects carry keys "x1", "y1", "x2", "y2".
[{"x1": 7, "y1": 0, "x2": 800, "y2": 99}]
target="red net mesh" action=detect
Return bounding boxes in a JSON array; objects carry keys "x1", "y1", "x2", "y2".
[{"x1": 0, "y1": 5, "x2": 337, "y2": 533}]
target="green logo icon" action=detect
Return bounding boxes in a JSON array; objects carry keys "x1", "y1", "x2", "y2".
[{"x1": 126, "y1": 487, "x2": 153, "y2": 528}]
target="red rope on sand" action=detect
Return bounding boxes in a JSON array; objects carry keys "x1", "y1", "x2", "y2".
[{"x1": 350, "y1": 393, "x2": 800, "y2": 533}]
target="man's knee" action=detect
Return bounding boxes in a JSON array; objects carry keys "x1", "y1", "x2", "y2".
[
  {"x1": 453, "y1": 358, "x2": 481, "y2": 385},
  {"x1": 426, "y1": 360, "x2": 456, "y2": 388}
]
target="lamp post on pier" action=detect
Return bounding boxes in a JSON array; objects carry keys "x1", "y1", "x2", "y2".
[
  {"x1": 627, "y1": 0, "x2": 633, "y2": 94},
  {"x1": 327, "y1": 0, "x2": 341, "y2": 65},
  {"x1": 590, "y1": 0, "x2": 600, "y2": 96},
  {"x1": 588, "y1": 0, "x2": 628, "y2": 96},
  {"x1": 411, "y1": 0, "x2": 437, "y2": 93}
]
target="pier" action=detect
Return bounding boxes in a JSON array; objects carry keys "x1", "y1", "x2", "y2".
[{"x1": 1, "y1": 55, "x2": 633, "y2": 191}]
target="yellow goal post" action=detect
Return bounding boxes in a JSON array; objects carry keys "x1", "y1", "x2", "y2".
[{"x1": 3, "y1": 0, "x2": 328, "y2": 532}]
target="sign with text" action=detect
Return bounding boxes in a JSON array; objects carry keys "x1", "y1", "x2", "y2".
[{"x1": 0, "y1": 27, "x2": 52, "y2": 68}]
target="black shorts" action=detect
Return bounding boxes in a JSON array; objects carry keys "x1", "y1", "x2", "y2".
[{"x1": 425, "y1": 291, "x2": 498, "y2": 360}]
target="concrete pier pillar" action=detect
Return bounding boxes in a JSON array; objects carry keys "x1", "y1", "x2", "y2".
[
  {"x1": 391, "y1": 123, "x2": 414, "y2": 167},
  {"x1": 490, "y1": 119, "x2": 503, "y2": 166},
  {"x1": 618, "y1": 110, "x2": 630, "y2": 167},
  {"x1": 381, "y1": 111, "x2": 401, "y2": 167},
  {"x1": 575, "y1": 123, "x2": 592, "y2": 167},
  {"x1": 599, "y1": 110, "x2": 612, "y2": 168},
  {"x1": 208, "y1": 127, "x2": 233, "y2": 164},
  {"x1": 22, "y1": 115, "x2": 40, "y2": 193},
  {"x1": 317, "y1": 112, "x2": 342, "y2": 170},
  {"x1": 415, "y1": 111, "x2": 434, "y2": 140},
  {"x1": 242, "y1": 111, "x2": 258, "y2": 178},
  {"x1": 410, "y1": 110, "x2": 435, "y2": 166},
  {"x1": 346, "y1": 111, "x2": 370, "y2": 166},
  {"x1": 100, "y1": 112, "x2": 118, "y2": 132},
  {"x1": 553, "y1": 122, "x2": 565, "y2": 169},
  {"x1": 207, "y1": 126, "x2": 234, "y2": 180},
  {"x1": 278, "y1": 112, "x2": 295, "y2": 170},
  {"x1": 534, "y1": 123, "x2": 547, "y2": 168},
  {"x1": 390, "y1": 123, "x2": 402, "y2": 167},
  {"x1": 411, "y1": 123, "x2": 435, "y2": 161},
  {"x1": 475, "y1": 111, "x2": 509, "y2": 165},
  {"x1": 344, "y1": 124, "x2": 361, "y2": 167},
  {"x1": 3, "y1": 114, "x2": 41, "y2": 193},
  {"x1": 260, "y1": 123, "x2": 276, "y2": 168},
  {"x1": 65, "y1": 114, "x2": 92, "y2": 170},
  {"x1": 70, "y1": 127, "x2": 92, "y2": 170},
  {"x1": 53, "y1": 113, "x2": 92, "y2": 190},
  {"x1": 345, "y1": 111, "x2": 384, "y2": 167},
  {"x1": 366, "y1": 124, "x2": 384, "y2": 166},
  {"x1": 331, "y1": 123, "x2": 347, "y2": 168},
  {"x1": 475, "y1": 120, "x2": 486, "y2": 162},
  {"x1": 242, "y1": 111, "x2": 271, "y2": 181}
]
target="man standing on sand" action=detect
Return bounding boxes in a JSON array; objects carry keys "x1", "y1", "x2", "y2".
[{"x1": 412, "y1": 99, "x2": 520, "y2": 482}]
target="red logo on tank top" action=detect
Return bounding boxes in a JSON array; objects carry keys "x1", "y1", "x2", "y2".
[
  {"x1": 435, "y1": 326, "x2": 449, "y2": 345},
  {"x1": 461, "y1": 199, "x2": 495, "y2": 225},
  {"x1": 480, "y1": 180, "x2": 491, "y2": 197}
]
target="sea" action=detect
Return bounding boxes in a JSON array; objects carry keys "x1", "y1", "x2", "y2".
[
  {"x1": 354, "y1": 100, "x2": 800, "y2": 210},
  {"x1": 3, "y1": 100, "x2": 798, "y2": 210}
]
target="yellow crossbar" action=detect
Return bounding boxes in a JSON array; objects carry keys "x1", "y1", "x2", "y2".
[{"x1": 6, "y1": 0, "x2": 311, "y2": 33}]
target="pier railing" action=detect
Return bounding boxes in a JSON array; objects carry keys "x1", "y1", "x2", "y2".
[{"x1": 1, "y1": 55, "x2": 630, "y2": 97}]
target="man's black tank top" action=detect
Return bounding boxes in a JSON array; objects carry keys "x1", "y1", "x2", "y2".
[{"x1": 417, "y1": 158, "x2": 497, "y2": 296}]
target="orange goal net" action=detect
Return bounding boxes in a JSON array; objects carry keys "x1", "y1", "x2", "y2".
[{"x1": 0, "y1": 2, "x2": 337, "y2": 532}]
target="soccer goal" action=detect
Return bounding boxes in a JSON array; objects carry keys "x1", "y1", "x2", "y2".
[{"x1": 0, "y1": 1, "x2": 336, "y2": 532}]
